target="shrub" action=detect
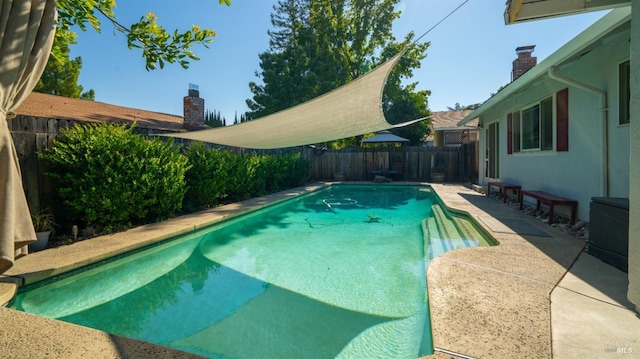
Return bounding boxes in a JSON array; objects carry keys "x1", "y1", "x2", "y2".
[
  {"x1": 183, "y1": 146, "x2": 310, "y2": 205},
  {"x1": 229, "y1": 152, "x2": 310, "y2": 200},
  {"x1": 183, "y1": 142, "x2": 236, "y2": 212},
  {"x1": 40, "y1": 123, "x2": 189, "y2": 230}
]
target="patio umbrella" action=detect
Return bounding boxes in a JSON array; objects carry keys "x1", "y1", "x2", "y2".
[
  {"x1": 360, "y1": 130, "x2": 409, "y2": 144},
  {"x1": 0, "y1": 0, "x2": 57, "y2": 272},
  {"x1": 361, "y1": 131, "x2": 410, "y2": 180}
]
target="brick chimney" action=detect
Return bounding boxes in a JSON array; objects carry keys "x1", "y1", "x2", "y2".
[
  {"x1": 512, "y1": 45, "x2": 537, "y2": 81},
  {"x1": 183, "y1": 83, "x2": 205, "y2": 130}
]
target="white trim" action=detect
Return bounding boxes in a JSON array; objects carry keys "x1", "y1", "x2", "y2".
[{"x1": 459, "y1": 7, "x2": 631, "y2": 127}]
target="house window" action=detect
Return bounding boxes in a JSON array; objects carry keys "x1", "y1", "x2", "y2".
[
  {"x1": 508, "y1": 91, "x2": 564, "y2": 153},
  {"x1": 521, "y1": 104, "x2": 540, "y2": 150},
  {"x1": 518, "y1": 97, "x2": 553, "y2": 151},
  {"x1": 512, "y1": 111, "x2": 521, "y2": 153},
  {"x1": 540, "y1": 97, "x2": 553, "y2": 150},
  {"x1": 619, "y1": 60, "x2": 630, "y2": 125},
  {"x1": 487, "y1": 123, "x2": 499, "y2": 178}
]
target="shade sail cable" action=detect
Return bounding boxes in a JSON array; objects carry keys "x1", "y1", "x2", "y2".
[
  {"x1": 414, "y1": 0, "x2": 469, "y2": 44},
  {"x1": 163, "y1": 1, "x2": 468, "y2": 149}
]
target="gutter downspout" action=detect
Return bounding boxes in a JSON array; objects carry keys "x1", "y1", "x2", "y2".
[{"x1": 548, "y1": 67, "x2": 609, "y2": 197}]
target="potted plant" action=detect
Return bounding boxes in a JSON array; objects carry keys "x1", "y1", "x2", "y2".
[
  {"x1": 29, "y1": 210, "x2": 56, "y2": 251},
  {"x1": 431, "y1": 163, "x2": 446, "y2": 182}
]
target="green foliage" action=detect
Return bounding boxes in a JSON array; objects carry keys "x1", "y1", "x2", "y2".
[
  {"x1": 31, "y1": 210, "x2": 57, "y2": 233},
  {"x1": 35, "y1": 27, "x2": 95, "y2": 99},
  {"x1": 247, "y1": 0, "x2": 401, "y2": 119},
  {"x1": 55, "y1": 0, "x2": 229, "y2": 71},
  {"x1": 204, "y1": 109, "x2": 226, "y2": 128},
  {"x1": 246, "y1": 0, "x2": 431, "y2": 148},
  {"x1": 379, "y1": 36, "x2": 431, "y2": 145},
  {"x1": 39, "y1": 123, "x2": 189, "y2": 230},
  {"x1": 183, "y1": 143, "x2": 310, "y2": 207},
  {"x1": 447, "y1": 102, "x2": 481, "y2": 111},
  {"x1": 230, "y1": 153, "x2": 310, "y2": 200},
  {"x1": 183, "y1": 142, "x2": 236, "y2": 212}
]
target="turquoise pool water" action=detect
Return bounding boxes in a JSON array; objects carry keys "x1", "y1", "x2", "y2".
[{"x1": 10, "y1": 185, "x2": 493, "y2": 358}]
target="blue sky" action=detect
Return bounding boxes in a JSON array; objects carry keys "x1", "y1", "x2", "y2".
[{"x1": 71, "y1": 1, "x2": 608, "y2": 121}]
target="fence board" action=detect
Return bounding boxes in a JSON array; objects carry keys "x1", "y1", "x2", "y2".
[
  {"x1": 11, "y1": 115, "x2": 479, "y2": 229},
  {"x1": 304, "y1": 145, "x2": 469, "y2": 182}
]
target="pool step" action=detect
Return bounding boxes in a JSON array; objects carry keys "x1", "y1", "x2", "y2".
[
  {"x1": 451, "y1": 216, "x2": 482, "y2": 247},
  {"x1": 425, "y1": 205, "x2": 481, "y2": 259},
  {"x1": 423, "y1": 218, "x2": 446, "y2": 259},
  {"x1": 431, "y1": 205, "x2": 463, "y2": 242}
]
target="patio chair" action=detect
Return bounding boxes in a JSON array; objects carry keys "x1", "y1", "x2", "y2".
[
  {"x1": 366, "y1": 161, "x2": 382, "y2": 179},
  {"x1": 387, "y1": 161, "x2": 403, "y2": 179}
]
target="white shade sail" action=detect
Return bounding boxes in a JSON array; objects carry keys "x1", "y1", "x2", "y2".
[{"x1": 164, "y1": 50, "x2": 427, "y2": 149}]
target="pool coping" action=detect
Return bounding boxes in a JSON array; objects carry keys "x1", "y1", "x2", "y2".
[{"x1": 0, "y1": 182, "x2": 632, "y2": 358}]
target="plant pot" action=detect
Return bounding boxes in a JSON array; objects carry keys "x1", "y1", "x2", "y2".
[
  {"x1": 29, "y1": 231, "x2": 51, "y2": 252},
  {"x1": 431, "y1": 172, "x2": 445, "y2": 182}
]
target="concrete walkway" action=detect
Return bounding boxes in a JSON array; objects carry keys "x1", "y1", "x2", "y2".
[
  {"x1": 0, "y1": 182, "x2": 637, "y2": 358},
  {"x1": 427, "y1": 183, "x2": 639, "y2": 359}
]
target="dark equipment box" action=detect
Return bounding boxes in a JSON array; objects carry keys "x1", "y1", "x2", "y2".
[{"x1": 588, "y1": 197, "x2": 629, "y2": 272}]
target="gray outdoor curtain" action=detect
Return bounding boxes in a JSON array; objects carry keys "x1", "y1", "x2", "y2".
[
  {"x1": 0, "y1": 0, "x2": 56, "y2": 272},
  {"x1": 164, "y1": 49, "x2": 427, "y2": 149}
]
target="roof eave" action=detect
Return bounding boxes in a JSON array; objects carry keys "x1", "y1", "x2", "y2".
[
  {"x1": 458, "y1": 6, "x2": 631, "y2": 127},
  {"x1": 504, "y1": 0, "x2": 630, "y2": 25}
]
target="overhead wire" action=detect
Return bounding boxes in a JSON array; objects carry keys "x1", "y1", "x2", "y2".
[{"x1": 413, "y1": 0, "x2": 470, "y2": 44}]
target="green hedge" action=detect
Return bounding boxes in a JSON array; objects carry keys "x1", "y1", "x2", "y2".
[
  {"x1": 40, "y1": 123, "x2": 189, "y2": 231},
  {"x1": 184, "y1": 142, "x2": 310, "y2": 210},
  {"x1": 182, "y1": 142, "x2": 236, "y2": 212},
  {"x1": 40, "y1": 123, "x2": 310, "y2": 234}
]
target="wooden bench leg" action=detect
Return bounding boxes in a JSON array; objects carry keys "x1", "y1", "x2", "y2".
[
  {"x1": 570, "y1": 205, "x2": 577, "y2": 225},
  {"x1": 548, "y1": 204, "x2": 555, "y2": 225},
  {"x1": 519, "y1": 193, "x2": 524, "y2": 210}
]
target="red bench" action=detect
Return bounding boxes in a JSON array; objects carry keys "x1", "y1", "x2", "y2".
[
  {"x1": 519, "y1": 190, "x2": 578, "y2": 225},
  {"x1": 487, "y1": 182, "x2": 521, "y2": 203}
]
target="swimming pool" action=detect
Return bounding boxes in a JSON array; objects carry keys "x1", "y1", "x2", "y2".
[{"x1": 9, "y1": 184, "x2": 493, "y2": 358}]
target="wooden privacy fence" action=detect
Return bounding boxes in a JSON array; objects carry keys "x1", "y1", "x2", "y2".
[
  {"x1": 302, "y1": 143, "x2": 478, "y2": 182},
  {"x1": 10, "y1": 115, "x2": 478, "y2": 227},
  {"x1": 9, "y1": 116, "x2": 181, "y2": 221}
]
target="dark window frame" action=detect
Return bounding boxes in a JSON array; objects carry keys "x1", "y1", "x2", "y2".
[{"x1": 619, "y1": 59, "x2": 631, "y2": 125}]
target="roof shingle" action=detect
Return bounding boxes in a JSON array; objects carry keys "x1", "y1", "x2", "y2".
[
  {"x1": 15, "y1": 92, "x2": 185, "y2": 132},
  {"x1": 431, "y1": 110, "x2": 478, "y2": 130}
]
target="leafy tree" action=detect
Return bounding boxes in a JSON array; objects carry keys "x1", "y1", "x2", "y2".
[
  {"x1": 35, "y1": 28, "x2": 95, "y2": 100},
  {"x1": 248, "y1": 0, "x2": 400, "y2": 118},
  {"x1": 55, "y1": 0, "x2": 231, "y2": 71},
  {"x1": 205, "y1": 110, "x2": 226, "y2": 128},
  {"x1": 246, "y1": 0, "x2": 431, "y2": 147},
  {"x1": 246, "y1": 0, "x2": 316, "y2": 118},
  {"x1": 233, "y1": 112, "x2": 249, "y2": 124},
  {"x1": 378, "y1": 36, "x2": 430, "y2": 145},
  {"x1": 447, "y1": 103, "x2": 463, "y2": 111},
  {"x1": 447, "y1": 102, "x2": 481, "y2": 111}
]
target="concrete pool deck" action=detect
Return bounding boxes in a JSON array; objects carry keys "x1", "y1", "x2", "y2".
[{"x1": 0, "y1": 182, "x2": 637, "y2": 358}]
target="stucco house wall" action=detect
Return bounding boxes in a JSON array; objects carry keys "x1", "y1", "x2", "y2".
[{"x1": 476, "y1": 24, "x2": 630, "y2": 221}]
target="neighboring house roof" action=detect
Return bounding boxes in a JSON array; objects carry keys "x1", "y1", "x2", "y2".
[
  {"x1": 431, "y1": 110, "x2": 478, "y2": 131},
  {"x1": 15, "y1": 92, "x2": 184, "y2": 132},
  {"x1": 459, "y1": 6, "x2": 631, "y2": 126}
]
